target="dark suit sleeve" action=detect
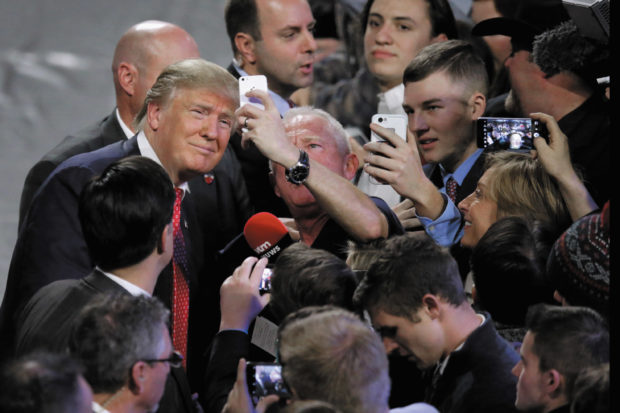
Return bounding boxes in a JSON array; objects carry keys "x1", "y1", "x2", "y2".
[{"x1": 201, "y1": 330, "x2": 250, "y2": 413}]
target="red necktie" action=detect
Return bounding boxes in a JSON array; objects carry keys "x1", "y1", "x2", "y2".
[
  {"x1": 172, "y1": 188, "x2": 190, "y2": 368},
  {"x1": 446, "y1": 177, "x2": 458, "y2": 203}
]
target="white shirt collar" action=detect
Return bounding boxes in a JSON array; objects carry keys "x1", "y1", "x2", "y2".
[
  {"x1": 92, "y1": 401, "x2": 111, "y2": 413},
  {"x1": 377, "y1": 83, "x2": 406, "y2": 115},
  {"x1": 137, "y1": 130, "x2": 190, "y2": 193},
  {"x1": 115, "y1": 108, "x2": 136, "y2": 139},
  {"x1": 96, "y1": 267, "x2": 150, "y2": 297}
]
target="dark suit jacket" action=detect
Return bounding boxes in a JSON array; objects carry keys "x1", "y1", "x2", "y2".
[
  {"x1": 18, "y1": 110, "x2": 125, "y2": 229},
  {"x1": 15, "y1": 270, "x2": 195, "y2": 413},
  {"x1": 424, "y1": 153, "x2": 487, "y2": 280},
  {"x1": 1, "y1": 135, "x2": 251, "y2": 391},
  {"x1": 426, "y1": 314, "x2": 519, "y2": 413},
  {"x1": 227, "y1": 63, "x2": 290, "y2": 217}
]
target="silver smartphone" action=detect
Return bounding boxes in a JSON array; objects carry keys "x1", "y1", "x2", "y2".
[
  {"x1": 369, "y1": 114, "x2": 407, "y2": 184},
  {"x1": 239, "y1": 75, "x2": 268, "y2": 110}
]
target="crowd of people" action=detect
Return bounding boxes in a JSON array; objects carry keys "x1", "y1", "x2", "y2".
[{"x1": 0, "y1": 0, "x2": 610, "y2": 412}]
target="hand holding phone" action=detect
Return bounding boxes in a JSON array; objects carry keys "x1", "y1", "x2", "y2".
[
  {"x1": 369, "y1": 114, "x2": 407, "y2": 184},
  {"x1": 246, "y1": 362, "x2": 291, "y2": 405},
  {"x1": 476, "y1": 117, "x2": 548, "y2": 152}
]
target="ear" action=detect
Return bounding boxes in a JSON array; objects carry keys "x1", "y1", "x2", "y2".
[
  {"x1": 544, "y1": 369, "x2": 564, "y2": 396},
  {"x1": 343, "y1": 153, "x2": 359, "y2": 180},
  {"x1": 157, "y1": 223, "x2": 172, "y2": 255},
  {"x1": 129, "y1": 361, "x2": 148, "y2": 394},
  {"x1": 430, "y1": 33, "x2": 449, "y2": 44},
  {"x1": 421, "y1": 294, "x2": 441, "y2": 320},
  {"x1": 146, "y1": 101, "x2": 162, "y2": 131},
  {"x1": 469, "y1": 92, "x2": 486, "y2": 120},
  {"x1": 234, "y1": 32, "x2": 258, "y2": 67},
  {"x1": 117, "y1": 62, "x2": 138, "y2": 96}
]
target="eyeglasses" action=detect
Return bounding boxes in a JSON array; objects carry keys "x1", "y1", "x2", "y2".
[{"x1": 143, "y1": 350, "x2": 184, "y2": 368}]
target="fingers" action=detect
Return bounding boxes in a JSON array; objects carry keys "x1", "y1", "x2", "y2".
[
  {"x1": 236, "y1": 357, "x2": 247, "y2": 386},
  {"x1": 249, "y1": 258, "x2": 268, "y2": 286},
  {"x1": 256, "y1": 395, "x2": 280, "y2": 413},
  {"x1": 369, "y1": 123, "x2": 407, "y2": 148},
  {"x1": 246, "y1": 89, "x2": 276, "y2": 113},
  {"x1": 233, "y1": 256, "x2": 260, "y2": 280}
]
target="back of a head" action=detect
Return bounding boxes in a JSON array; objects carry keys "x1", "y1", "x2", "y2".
[
  {"x1": 0, "y1": 352, "x2": 89, "y2": 413},
  {"x1": 68, "y1": 294, "x2": 170, "y2": 394},
  {"x1": 134, "y1": 58, "x2": 239, "y2": 130},
  {"x1": 79, "y1": 156, "x2": 175, "y2": 272},
  {"x1": 354, "y1": 232, "x2": 466, "y2": 320},
  {"x1": 280, "y1": 399, "x2": 344, "y2": 413},
  {"x1": 471, "y1": 216, "x2": 554, "y2": 326},
  {"x1": 525, "y1": 304, "x2": 609, "y2": 402},
  {"x1": 270, "y1": 243, "x2": 358, "y2": 323},
  {"x1": 546, "y1": 206, "x2": 609, "y2": 320},
  {"x1": 484, "y1": 151, "x2": 571, "y2": 240},
  {"x1": 225, "y1": 0, "x2": 261, "y2": 57},
  {"x1": 403, "y1": 39, "x2": 489, "y2": 97},
  {"x1": 570, "y1": 363, "x2": 609, "y2": 413},
  {"x1": 277, "y1": 306, "x2": 389, "y2": 413}
]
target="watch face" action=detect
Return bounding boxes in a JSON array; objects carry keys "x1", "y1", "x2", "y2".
[{"x1": 290, "y1": 165, "x2": 309, "y2": 183}]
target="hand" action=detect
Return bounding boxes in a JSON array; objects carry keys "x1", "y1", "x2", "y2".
[
  {"x1": 392, "y1": 199, "x2": 423, "y2": 231},
  {"x1": 278, "y1": 217, "x2": 300, "y2": 241},
  {"x1": 222, "y1": 358, "x2": 279, "y2": 413},
  {"x1": 219, "y1": 257, "x2": 271, "y2": 332},
  {"x1": 235, "y1": 89, "x2": 299, "y2": 168},
  {"x1": 530, "y1": 112, "x2": 573, "y2": 180}
]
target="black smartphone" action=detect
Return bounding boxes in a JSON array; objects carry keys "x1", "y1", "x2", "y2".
[
  {"x1": 476, "y1": 117, "x2": 548, "y2": 151},
  {"x1": 246, "y1": 362, "x2": 291, "y2": 405}
]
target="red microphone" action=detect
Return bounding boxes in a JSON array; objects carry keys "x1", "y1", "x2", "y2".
[{"x1": 243, "y1": 212, "x2": 294, "y2": 263}]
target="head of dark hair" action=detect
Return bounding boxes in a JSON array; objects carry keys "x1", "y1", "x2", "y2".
[
  {"x1": 353, "y1": 232, "x2": 465, "y2": 321},
  {"x1": 471, "y1": 217, "x2": 555, "y2": 325},
  {"x1": 361, "y1": 0, "x2": 458, "y2": 40},
  {"x1": 525, "y1": 304, "x2": 609, "y2": 401},
  {"x1": 570, "y1": 363, "x2": 609, "y2": 413},
  {"x1": 269, "y1": 243, "x2": 359, "y2": 323},
  {"x1": 78, "y1": 156, "x2": 175, "y2": 272},
  {"x1": 0, "y1": 352, "x2": 85, "y2": 413},
  {"x1": 403, "y1": 39, "x2": 488, "y2": 96},
  {"x1": 68, "y1": 294, "x2": 170, "y2": 394},
  {"x1": 225, "y1": 0, "x2": 262, "y2": 56}
]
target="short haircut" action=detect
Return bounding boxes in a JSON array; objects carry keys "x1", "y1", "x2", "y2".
[
  {"x1": 525, "y1": 304, "x2": 609, "y2": 402},
  {"x1": 471, "y1": 217, "x2": 554, "y2": 326},
  {"x1": 134, "y1": 58, "x2": 239, "y2": 129},
  {"x1": 225, "y1": 0, "x2": 262, "y2": 57},
  {"x1": 277, "y1": 306, "x2": 389, "y2": 413},
  {"x1": 79, "y1": 156, "x2": 175, "y2": 272},
  {"x1": 345, "y1": 238, "x2": 386, "y2": 271},
  {"x1": 284, "y1": 106, "x2": 352, "y2": 155},
  {"x1": 269, "y1": 243, "x2": 359, "y2": 323},
  {"x1": 353, "y1": 232, "x2": 465, "y2": 321},
  {"x1": 361, "y1": 0, "x2": 458, "y2": 40},
  {"x1": 68, "y1": 294, "x2": 170, "y2": 394},
  {"x1": 403, "y1": 39, "x2": 489, "y2": 97},
  {"x1": 570, "y1": 363, "x2": 609, "y2": 413},
  {"x1": 0, "y1": 352, "x2": 85, "y2": 413},
  {"x1": 484, "y1": 151, "x2": 571, "y2": 241}
]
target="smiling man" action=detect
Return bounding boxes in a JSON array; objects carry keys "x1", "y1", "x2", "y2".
[
  {"x1": 354, "y1": 232, "x2": 519, "y2": 413},
  {"x1": 1, "y1": 59, "x2": 239, "y2": 394},
  {"x1": 225, "y1": 0, "x2": 318, "y2": 215}
]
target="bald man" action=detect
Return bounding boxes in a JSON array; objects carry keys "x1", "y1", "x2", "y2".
[{"x1": 18, "y1": 20, "x2": 200, "y2": 228}]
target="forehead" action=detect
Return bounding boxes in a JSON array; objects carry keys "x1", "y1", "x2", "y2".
[
  {"x1": 520, "y1": 331, "x2": 539, "y2": 364},
  {"x1": 169, "y1": 87, "x2": 236, "y2": 114},
  {"x1": 256, "y1": 0, "x2": 314, "y2": 31},
  {"x1": 369, "y1": 0, "x2": 431, "y2": 23},
  {"x1": 285, "y1": 114, "x2": 336, "y2": 143},
  {"x1": 404, "y1": 71, "x2": 468, "y2": 108}
]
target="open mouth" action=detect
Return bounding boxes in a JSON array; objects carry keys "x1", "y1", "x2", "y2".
[
  {"x1": 418, "y1": 138, "x2": 438, "y2": 148},
  {"x1": 299, "y1": 63, "x2": 313, "y2": 74}
]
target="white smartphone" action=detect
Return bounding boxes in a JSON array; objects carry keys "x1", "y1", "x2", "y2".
[
  {"x1": 369, "y1": 114, "x2": 407, "y2": 185},
  {"x1": 239, "y1": 75, "x2": 268, "y2": 110},
  {"x1": 370, "y1": 114, "x2": 408, "y2": 143}
]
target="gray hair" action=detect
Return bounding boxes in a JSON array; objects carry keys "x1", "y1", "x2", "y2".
[
  {"x1": 278, "y1": 306, "x2": 390, "y2": 413},
  {"x1": 284, "y1": 107, "x2": 352, "y2": 155},
  {"x1": 134, "y1": 58, "x2": 239, "y2": 130},
  {"x1": 68, "y1": 294, "x2": 170, "y2": 394}
]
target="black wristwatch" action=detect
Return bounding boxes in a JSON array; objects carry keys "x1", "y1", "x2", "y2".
[{"x1": 285, "y1": 149, "x2": 310, "y2": 185}]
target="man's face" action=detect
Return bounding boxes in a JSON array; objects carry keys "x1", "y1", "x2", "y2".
[
  {"x1": 403, "y1": 71, "x2": 478, "y2": 171},
  {"x1": 143, "y1": 325, "x2": 173, "y2": 411},
  {"x1": 364, "y1": 0, "x2": 443, "y2": 91},
  {"x1": 273, "y1": 115, "x2": 353, "y2": 215},
  {"x1": 512, "y1": 332, "x2": 548, "y2": 412},
  {"x1": 148, "y1": 87, "x2": 235, "y2": 185},
  {"x1": 504, "y1": 50, "x2": 546, "y2": 116},
  {"x1": 457, "y1": 168, "x2": 498, "y2": 248},
  {"x1": 369, "y1": 307, "x2": 444, "y2": 370},
  {"x1": 253, "y1": 0, "x2": 317, "y2": 97}
]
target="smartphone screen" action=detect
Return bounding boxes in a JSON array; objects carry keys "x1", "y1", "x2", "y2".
[
  {"x1": 476, "y1": 117, "x2": 546, "y2": 151},
  {"x1": 246, "y1": 362, "x2": 291, "y2": 405}
]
